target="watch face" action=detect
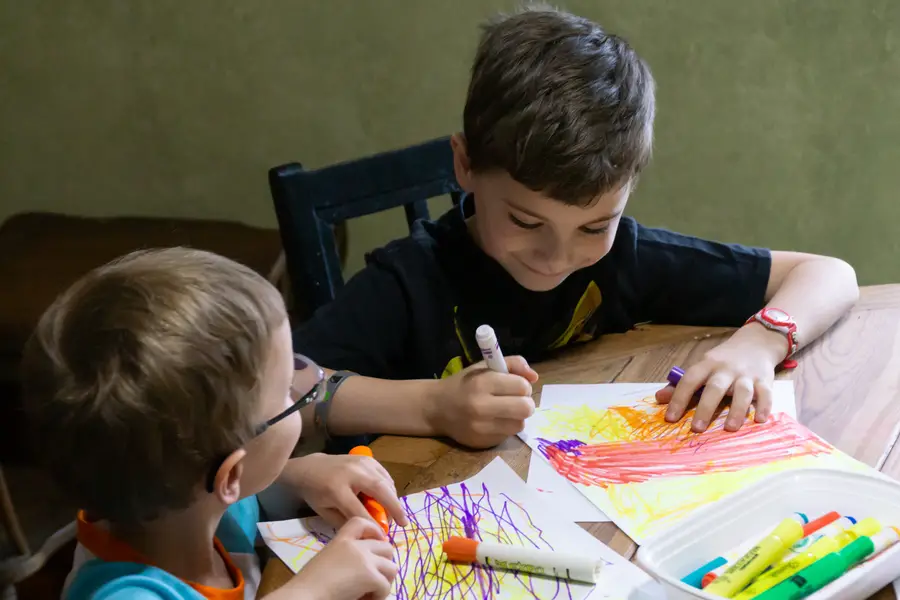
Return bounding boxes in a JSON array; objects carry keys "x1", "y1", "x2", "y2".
[{"x1": 765, "y1": 308, "x2": 789, "y2": 322}]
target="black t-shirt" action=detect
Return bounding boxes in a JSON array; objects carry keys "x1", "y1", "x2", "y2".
[{"x1": 294, "y1": 199, "x2": 772, "y2": 382}]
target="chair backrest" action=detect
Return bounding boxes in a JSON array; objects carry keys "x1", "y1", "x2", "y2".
[{"x1": 269, "y1": 136, "x2": 462, "y2": 318}]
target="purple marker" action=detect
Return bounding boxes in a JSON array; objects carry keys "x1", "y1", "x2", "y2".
[{"x1": 667, "y1": 366, "x2": 705, "y2": 395}]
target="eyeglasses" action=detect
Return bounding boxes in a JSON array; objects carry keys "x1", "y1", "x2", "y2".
[
  {"x1": 255, "y1": 354, "x2": 325, "y2": 436},
  {"x1": 205, "y1": 353, "x2": 325, "y2": 492}
]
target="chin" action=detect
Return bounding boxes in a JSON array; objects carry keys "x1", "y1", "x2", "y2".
[{"x1": 510, "y1": 270, "x2": 569, "y2": 292}]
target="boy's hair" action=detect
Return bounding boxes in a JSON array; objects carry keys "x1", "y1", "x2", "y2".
[
  {"x1": 21, "y1": 248, "x2": 287, "y2": 524},
  {"x1": 463, "y1": 6, "x2": 656, "y2": 205}
]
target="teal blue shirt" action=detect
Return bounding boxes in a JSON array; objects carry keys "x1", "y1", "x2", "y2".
[{"x1": 65, "y1": 496, "x2": 261, "y2": 600}]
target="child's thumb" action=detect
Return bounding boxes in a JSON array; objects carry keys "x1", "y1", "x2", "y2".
[{"x1": 505, "y1": 356, "x2": 539, "y2": 382}]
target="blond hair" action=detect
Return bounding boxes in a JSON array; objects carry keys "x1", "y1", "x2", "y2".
[{"x1": 21, "y1": 248, "x2": 287, "y2": 523}]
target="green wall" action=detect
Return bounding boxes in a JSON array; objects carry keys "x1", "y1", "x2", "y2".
[{"x1": 2, "y1": 1, "x2": 898, "y2": 282}]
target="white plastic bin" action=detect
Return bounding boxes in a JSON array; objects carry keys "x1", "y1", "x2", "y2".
[{"x1": 635, "y1": 469, "x2": 900, "y2": 600}]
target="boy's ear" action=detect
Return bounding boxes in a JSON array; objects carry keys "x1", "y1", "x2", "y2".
[
  {"x1": 450, "y1": 133, "x2": 475, "y2": 193},
  {"x1": 212, "y1": 448, "x2": 246, "y2": 506}
]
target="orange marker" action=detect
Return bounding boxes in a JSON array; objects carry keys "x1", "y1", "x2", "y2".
[{"x1": 349, "y1": 445, "x2": 390, "y2": 535}]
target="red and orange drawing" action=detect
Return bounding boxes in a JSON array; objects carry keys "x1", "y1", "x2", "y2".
[{"x1": 527, "y1": 396, "x2": 867, "y2": 541}]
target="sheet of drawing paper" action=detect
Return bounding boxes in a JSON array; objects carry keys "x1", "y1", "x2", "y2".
[
  {"x1": 520, "y1": 381, "x2": 872, "y2": 542},
  {"x1": 528, "y1": 454, "x2": 610, "y2": 522},
  {"x1": 526, "y1": 384, "x2": 665, "y2": 524},
  {"x1": 525, "y1": 382, "x2": 795, "y2": 525},
  {"x1": 258, "y1": 457, "x2": 662, "y2": 600}
]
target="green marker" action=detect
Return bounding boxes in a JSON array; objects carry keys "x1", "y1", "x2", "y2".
[{"x1": 753, "y1": 527, "x2": 900, "y2": 600}]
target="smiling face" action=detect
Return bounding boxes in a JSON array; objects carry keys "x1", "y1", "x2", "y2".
[{"x1": 451, "y1": 134, "x2": 631, "y2": 292}]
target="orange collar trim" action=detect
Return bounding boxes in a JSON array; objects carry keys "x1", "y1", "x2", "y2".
[{"x1": 76, "y1": 511, "x2": 245, "y2": 600}]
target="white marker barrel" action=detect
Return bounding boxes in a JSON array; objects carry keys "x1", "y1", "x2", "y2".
[
  {"x1": 868, "y1": 527, "x2": 900, "y2": 555},
  {"x1": 477, "y1": 540, "x2": 602, "y2": 583},
  {"x1": 476, "y1": 325, "x2": 508, "y2": 373}
]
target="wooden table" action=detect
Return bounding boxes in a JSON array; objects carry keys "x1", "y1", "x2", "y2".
[{"x1": 260, "y1": 284, "x2": 900, "y2": 598}]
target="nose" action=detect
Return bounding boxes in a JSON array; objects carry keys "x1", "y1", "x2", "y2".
[{"x1": 535, "y1": 232, "x2": 574, "y2": 274}]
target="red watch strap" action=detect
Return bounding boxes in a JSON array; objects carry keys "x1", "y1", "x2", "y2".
[{"x1": 745, "y1": 308, "x2": 799, "y2": 363}]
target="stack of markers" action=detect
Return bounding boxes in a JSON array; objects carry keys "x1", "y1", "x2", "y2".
[{"x1": 681, "y1": 511, "x2": 900, "y2": 599}]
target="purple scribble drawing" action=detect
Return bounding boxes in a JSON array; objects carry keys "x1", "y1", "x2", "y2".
[
  {"x1": 536, "y1": 438, "x2": 585, "y2": 459},
  {"x1": 310, "y1": 482, "x2": 580, "y2": 599}
]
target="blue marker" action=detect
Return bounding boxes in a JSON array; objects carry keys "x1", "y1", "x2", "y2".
[{"x1": 681, "y1": 556, "x2": 726, "y2": 588}]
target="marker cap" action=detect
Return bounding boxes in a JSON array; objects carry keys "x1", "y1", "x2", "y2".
[
  {"x1": 773, "y1": 517, "x2": 806, "y2": 542},
  {"x1": 476, "y1": 325, "x2": 497, "y2": 346},
  {"x1": 443, "y1": 536, "x2": 478, "y2": 562},
  {"x1": 846, "y1": 517, "x2": 881, "y2": 539},
  {"x1": 667, "y1": 366, "x2": 684, "y2": 386},
  {"x1": 349, "y1": 445, "x2": 374, "y2": 458}
]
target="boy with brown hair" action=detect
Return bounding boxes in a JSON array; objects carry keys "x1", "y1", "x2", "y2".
[
  {"x1": 22, "y1": 248, "x2": 407, "y2": 600},
  {"x1": 294, "y1": 6, "x2": 858, "y2": 450}
]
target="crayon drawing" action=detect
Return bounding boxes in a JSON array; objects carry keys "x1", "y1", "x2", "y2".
[
  {"x1": 259, "y1": 458, "x2": 660, "y2": 600},
  {"x1": 520, "y1": 384, "x2": 871, "y2": 542}
]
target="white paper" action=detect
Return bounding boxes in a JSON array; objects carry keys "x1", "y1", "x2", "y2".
[
  {"x1": 524, "y1": 382, "x2": 797, "y2": 525},
  {"x1": 259, "y1": 457, "x2": 662, "y2": 600},
  {"x1": 519, "y1": 381, "x2": 811, "y2": 542},
  {"x1": 529, "y1": 453, "x2": 610, "y2": 522},
  {"x1": 528, "y1": 381, "x2": 798, "y2": 424}
]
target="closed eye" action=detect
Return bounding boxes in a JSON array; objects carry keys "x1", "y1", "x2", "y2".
[
  {"x1": 509, "y1": 213, "x2": 542, "y2": 230},
  {"x1": 580, "y1": 225, "x2": 610, "y2": 235}
]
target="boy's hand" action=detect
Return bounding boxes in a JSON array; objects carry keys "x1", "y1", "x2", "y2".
[
  {"x1": 655, "y1": 325, "x2": 785, "y2": 432},
  {"x1": 285, "y1": 517, "x2": 397, "y2": 600},
  {"x1": 280, "y1": 453, "x2": 409, "y2": 530},
  {"x1": 431, "y1": 356, "x2": 539, "y2": 448}
]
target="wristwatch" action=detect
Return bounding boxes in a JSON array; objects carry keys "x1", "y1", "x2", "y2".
[
  {"x1": 745, "y1": 307, "x2": 799, "y2": 361},
  {"x1": 313, "y1": 370, "x2": 356, "y2": 441}
]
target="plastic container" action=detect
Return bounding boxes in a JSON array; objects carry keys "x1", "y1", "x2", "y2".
[{"x1": 635, "y1": 469, "x2": 900, "y2": 600}]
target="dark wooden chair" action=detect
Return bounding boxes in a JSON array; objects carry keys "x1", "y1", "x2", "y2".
[{"x1": 269, "y1": 136, "x2": 462, "y2": 319}]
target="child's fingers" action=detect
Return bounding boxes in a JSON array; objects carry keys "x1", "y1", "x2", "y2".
[
  {"x1": 691, "y1": 373, "x2": 733, "y2": 432},
  {"x1": 725, "y1": 377, "x2": 754, "y2": 431},
  {"x1": 506, "y1": 356, "x2": 539, "y2": 382},
  {"x1": 655, "y1": 385, "x2": 674, "y2": 404},
  {"x1": 337, "y1": 515, "x2": 387, "y2": 541},
  {"x1": 489, "y1": 417, "x2": 529, "y2": 437},
  {"x1": 482, "y1": 371, "x2": 533, "y2": 396},
  {"x1": 372, "y1": 554, "x2": 399, "y2": 584},
  {"x1": 754, "y1": 381, "x2": 773, "y2": 422},
  {"x1": 665, "y1": 364, "x2": 712, "y2": 423},
  {"x1": 336, "y1": 490, "x2": 387, "y2": 532},
  {"x1": 366, "y1": 460, "x2": 397, "y2": 494},
  {"x1": 359, "y1": 476, "x2": 409, "y2": 527},
  {"x1": 358, "y1": 539, "x2": 395, "y2": 562},
  {"x1": 485, "y1": 395, "x2": 534, "y2": 420},
  {"x1": 364, "y1": 557, "x2": 397, "y2": 600}
]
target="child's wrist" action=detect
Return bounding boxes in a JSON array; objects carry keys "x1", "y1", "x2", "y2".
[
  {"x1": 736, "y1": 322, "x2": 791, "y2": 366},
  {"x1": 423, "y1": 379, "x2": 451, "y2": 437},
  {"x1": 283, "y1": 575, "x2": 324, "y2": 600}
]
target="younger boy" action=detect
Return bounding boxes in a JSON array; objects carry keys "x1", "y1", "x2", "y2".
[
  {"x1": 293, "y1": 7, "x2": 859, "y2": 449},
  {"x1": 22, "y1": 248, "x2": 407, "y2": 599}
]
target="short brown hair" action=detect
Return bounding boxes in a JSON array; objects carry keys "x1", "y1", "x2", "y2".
[
  {"x1": 21, "y1": 248, "x2": 286, "y2": 524},
  {"x1": 463, "y1": 6, "x2": 655, "y2": 205}
]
